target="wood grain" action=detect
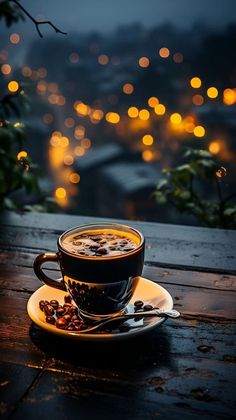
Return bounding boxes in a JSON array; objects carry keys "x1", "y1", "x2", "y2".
[{"x1": 0, "y1": 212, "x2": 236, "y2": 419}]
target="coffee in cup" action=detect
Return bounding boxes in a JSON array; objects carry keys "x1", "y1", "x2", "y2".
[{"x1": 34, "y1": 223, "x2": 145, "y2": 320}]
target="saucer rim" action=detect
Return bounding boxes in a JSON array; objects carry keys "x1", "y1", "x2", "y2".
[{"x1": 27, "y1": 277, "x2": 173, "y2": 341}]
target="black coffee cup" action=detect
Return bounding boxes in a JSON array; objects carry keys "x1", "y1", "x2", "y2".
[{"x1": 34, "y1": 223, "x2": 145, "y2": 319}]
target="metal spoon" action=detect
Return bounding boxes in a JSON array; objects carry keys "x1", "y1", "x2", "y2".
[{"x1": 76, "y1": 309, "x2": 180, "y2": 334}]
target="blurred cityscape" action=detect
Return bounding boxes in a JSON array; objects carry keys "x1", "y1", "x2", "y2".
[{"x1": 1, "y1": 18, "x2": 236, "y2": 224}]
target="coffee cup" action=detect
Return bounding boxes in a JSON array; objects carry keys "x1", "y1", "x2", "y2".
[{"x1": 34, "y1": 223, "x2": 145, "y2": 320}]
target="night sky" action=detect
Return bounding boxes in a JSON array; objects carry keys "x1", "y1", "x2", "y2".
[{"x1": 12, "y1": 0, "x2": 236, "y2": 35}]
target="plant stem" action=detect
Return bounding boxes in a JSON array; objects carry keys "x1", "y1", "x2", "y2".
[{"x1": 9, "y1": 0, "x2": 67, "y2": 38}]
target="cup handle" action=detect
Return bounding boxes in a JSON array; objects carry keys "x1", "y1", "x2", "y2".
[{"x1": 34, "y1": 252, "x2": 67, "y2": 291}]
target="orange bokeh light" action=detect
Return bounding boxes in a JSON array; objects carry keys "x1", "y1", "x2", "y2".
[
  {"x1": 159, "y1": 47, "x2": 170, "y2": 58},
  {"x1": 122, "y1": 83, "x2": 134, "y2": 94},
  {"x1": 138, "y1": 57, "x2": 150, "y2": 68}
]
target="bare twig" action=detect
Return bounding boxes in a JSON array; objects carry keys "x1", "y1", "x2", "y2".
[{"x1": 9, "y1": 0, "x2": 67, "y2": 38}]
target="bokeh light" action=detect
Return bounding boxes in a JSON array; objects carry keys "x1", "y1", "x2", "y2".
[
  {"x1": 138, "y1": 57, "x2": 150, "y2": 68},
  {"x1": 122, "y1": 83, "x2": 134, "y2": 94},
  {"x1": 1, "y1": 64, "x2": 11, "y2": 75},
  {"x1": 105, "y1": 112, "x2": 120, "y2": 124},
  {"x1": 193, "y1": 125, "x2": 205, "y2": 137},
  {"x1": 207, "y1": 87, "x2": 218, "y2": 98},
  {"x1": 190, "y1": 77, "x2": 202, "y2": 88},
  {"x1": 128, "y1": 107, "x2": 139, "y2": 118},
  {"x1": 159, "y1": 47, "x2": 170, "y2": 58},
  {"x1": 139, "y1": 109, "x2": 150, "y2": 120},
  {"x1": 154, "y1": 104, "x2": 166, "y2": 115},
  {"x1": 209, "y1": 141, "x2": 221, "y2": 154},
  {"x1": 142, "y1": 134, "x2": 154, "y2": 146},
  {"x1": 8, "y1": 80, "x2": 19, "y2": 92},
  {"x1": 10, "y1": 33, "x2": 20, "y2": 44}
]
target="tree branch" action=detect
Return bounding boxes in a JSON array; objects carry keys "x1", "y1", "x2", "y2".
[{"x1": 9, "y1": 0, "x2": 67, "y2": 38}]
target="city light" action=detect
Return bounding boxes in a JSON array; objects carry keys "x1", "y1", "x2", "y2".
[
  {"x1": 192, "y1": 94, "x2": 204, "y2": 106},
  {"x1": 207, "y1": 87, "x2": 218, "y2": 98},
  {"x1": 173, "y1": 52, "x2": 183, "y2": 63},
  {"x1": 64, "y1": 155, "x2": 74, "y2": 165},
  {"x1": 74, "y1": 125, "x2": 85, "y2": 139},
  {"x1": 128, "y1": 107, "x2": 139, "y2": 118},
  {"x1": 22, "y1": 66, "x2": 32, "y2": 77},
  {"x1": 1, "y1": 64, "x2": 11, "y2": 75},
  {"x1": 209, "y1": 141, "x2": 221, "y2": 154},
  {"x1": 190, "y1": 77, "x2": 202, "y2": 88},
  {"x1": 142, "y1": 150, "x2": 154, "y2": 161},
  {"x1": 98, "y1": 54, "x2": 109, "y2": 65},
  {"x1": 223, "y1": 88, "x2": 236, "y2": 106},
  {"x1": 139, "y1": 109, "x2": 150, "y2": 120},
  {"x1": 142, "y1": 134, "x2": 154, "y2": 146},
  {"x1": 170, "y1": 113, "x2": 182, "y2": 124},
  {"x1": 194, "y1": 125, "x2": 205, "y2": 137},
  {"x1": 138, "y1": 57, "x2": 150, "y2": 68},
  {"x1": 74, "y1": 146, "x2": 85, "y2": 157},
  {"x1": 159, "y1": 47, "x2": 170, "y2": 58},
  {"x1": 8, "y1": 80, "x2": 19, "y2": 93},
  {"x1": 154, "y1": 104, "x2": 166, "y2": 115},
  {"x1": 105, "y1": 112, "x2": 120, "y2": 124},
  {"x1": 74, "y1": 102, "x2": 89, "y2": 116},
  {"x1": 10, "y1": 33, "x2": 20, "y2": 44},
  {"x1": 64, "y1": 117, "x2": 75, "y2": 128},
  {"x1": 55, "y1": 187, "x2": 66, "y2": 198},
  {"x1": 122, "y1": 83, "x2": 134, "y2": 94},
  {"x1": 81, "y1": 138, "x2": 91, "y2": 149},
  {"x1": 69, "y1": 172, "x2": 80, "y2": 183},
  {"x1": 148, "y1": 97, "x2": 159, "y2": 107}
]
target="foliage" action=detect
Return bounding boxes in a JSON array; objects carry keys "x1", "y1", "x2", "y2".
[
  {"x1": 154, "y1": 148, "x2": 236, "y2": 229},
  {"x1": 0, "y1": 1, "x2": 58, "y2": 212},
  {"x1": 0, "y1": 0, "x2": 25, "y2": 27},
  {"x1": 0, "y1": 90, "x2": 43, "y2": 210}
]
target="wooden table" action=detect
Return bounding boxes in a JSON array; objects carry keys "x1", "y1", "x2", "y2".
[{"x1": 0, "y1": 211, "x2": 235, "y2": 419}]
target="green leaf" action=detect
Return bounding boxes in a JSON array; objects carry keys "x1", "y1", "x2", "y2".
[
  {"x1": 156, "y1": 179, "x2": 168, "y2": 190},
  {"x1": 223, "y1": 207, "x2": 236, "y2": 217},
  {"x1": 154, "y1": 191, "x2": 167, "y2": 204}
]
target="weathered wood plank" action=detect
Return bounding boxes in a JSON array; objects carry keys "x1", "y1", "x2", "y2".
[
  {"x1": 1, "y1": 211, "x2": 236, "y2": 273},
  {"x1": 0, "y1": 291, "x2": 48, "y2": 368},
  {"x1": 1, "y1": 254, "x2": 236, "y2": 292},
  {"x1": 9, "y1": 356, "x2": 236, "y2": 420},
  {"x1": 0, "y1": 288, "x2": 235, "y2": 367},
  {"x1": 0, "y1": 265, "x2": 236, "y2": 319},
  {"x1": 0, "y1": 362, "x2": 40, "y2": 419}
]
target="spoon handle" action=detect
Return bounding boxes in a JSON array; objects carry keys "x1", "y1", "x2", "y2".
[
  {"x1": 121, "y1": 309, "x2": 180, "y2": 320},
  {"x1": 79, "y1": 309, "x2": 180, "y2": 334}
]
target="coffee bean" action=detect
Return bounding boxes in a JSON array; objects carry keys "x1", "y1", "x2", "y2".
[
  {"x1": 56, "y1": 317, "x2": 68, "y2": 329},
  {"x1": 39, "y1": 300, "x2": 45, "y2": 311},
  {"x1": 50, "y1": 299, "x2": 59, "y2": 309},
  {"x1": 96, "y1": 247, "x2": 108, "y2": 255},
  {"x1": 56, "y1": 307, "x2": 65, "y2": 317},
  {"x1": 64, "y1": 295, "x2": 72, "y2": 304},
  {"x1": 44, "y1": 304, "x2": 55, "y2": 316},
  {"x1": 64, "y1": 314, "x2": 72, "y2": 322},
  {"x1": 134, "y1": 300, "x2": 144, "y2": 309},
  {"x1": 66, "y1": 324, "x2": 75, "y2": 331},
  {"x1": 143, "y1": 304, "x2": 153, "y2": 311},
  {"x1": 46, "y1": 315, "x2": 55, "y2": 325}
]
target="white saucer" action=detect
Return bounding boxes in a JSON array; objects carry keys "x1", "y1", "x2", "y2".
[{"x1": 27, "y1": 277, "x2": 173, "y2": 341}]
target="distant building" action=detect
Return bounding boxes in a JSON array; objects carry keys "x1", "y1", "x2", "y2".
[
  {"x1": 73, "y1": 143, "x2": 160, "y2": 219},
  {"x1": 97, "y1": 161, "x2": 161, "y2": 220}
]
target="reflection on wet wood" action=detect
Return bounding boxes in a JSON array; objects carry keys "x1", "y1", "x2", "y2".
[{"x1": 0, "y1": 212, "x2": 235, "y2": 418}]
